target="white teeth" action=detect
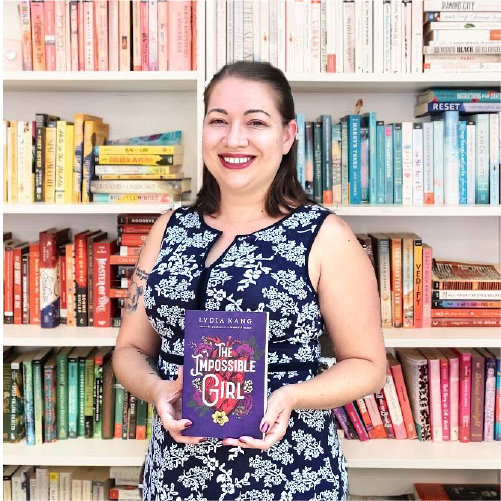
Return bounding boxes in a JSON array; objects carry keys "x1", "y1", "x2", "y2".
[{"x1": 222, "y1": 156, "x2": 253, "y2": 164}]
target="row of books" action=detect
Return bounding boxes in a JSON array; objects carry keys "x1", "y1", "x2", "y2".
[
  {"x1": 14, "y1": 0, "x2": 196, "y2": 72},
  {"x1": 207, "y1": 0, "x2": 501, "y2": 77},
  {"x1": 3, "y1": 346, "x2": 153, "y2": 446},
  {"x1": 3, "y1": 465, "x2": 142, "y2": 501},
  {"x1": 329, "y1": 348, "x2": 501, "y2": 443},
  {"x1": 359, "y1": 233, "x2": 501, "y2": 329},
  {"x1": 296, "y1": 107, "x2": 501, "y2": 207}
]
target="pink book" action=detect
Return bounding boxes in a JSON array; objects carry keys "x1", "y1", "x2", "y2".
[
  {"x1": 108, "y1": 0, "x2": 119, "y2": 71},
  {"x1": 31, "y1": 1, "x2": 46, "y2": 71},
  {"x1": 344, "y1": 402, "x2": 369, "y2": 441},
  {"x1": 95, "y1": 0, "x2": 109, "y2": 70},
  {"x1": 420, "y1": 348, "x2": 443, "y2": 442},
  {"x1": 119, "y1": 0, "x2": 131, "y2": 71},
  {"x1": 77, "y1": 0, "x2": 85, "y2": 70},
  {"x1": 191, "y1": 0, "x2": 197, "y2": 70},
  {"x1": 455, "y1": 348, "x2": 472, "y2": 443},
  {"x1": 44, "y1": 0, "x2": 56, "y2": 70},
  {"x1": 168, "y1": 0, "x2": 192, "y2": 70},
  {"x1": 364, "y1": 394, "x2": 387, "y2": 438},
  {"x1": 65, "y1": 1, "x2": 72, "y2": 72},
  {"x1": 19, "y1": 1, "x2": 33, "y2": 70},
  {"x1": 54, "y1": 0, "x2": 66, "y2": 70},
  {"x1": 140, "y1": 0, "x2": 150, "y2": 70},
  {"x1": 69, "y1": 1, "x2": 79, "y2": 71},
  {"x1": 83, "y1": 0, "x2": 95, "y2": 70},
  {"x1": 477, "y1": 348, "x2": 496, "y2": 442},
  {"x1": 421, "y1": 244, "x2": 432, "y2": 328},
  {"x1": 439, "y1": 354, "x2": 450, "y2": 441},
  {"x1": 382, "y1": 359, "x2": 408, "y2": 439},
  {"x1": 441, "y1": 348, "x2": 459, "y2": 441},
  {"x1": 158, "y1": 0, "x2": 168, "y2": 71},
  {"x1": 132, "y1": 1, "x2": 142, "y2": 71},
  {"x1": 470, "y1": 349, "x2": 485, "y2": 442},
  {"x1": 149, "y1": 0, "x2": 158, "y2": 70}
]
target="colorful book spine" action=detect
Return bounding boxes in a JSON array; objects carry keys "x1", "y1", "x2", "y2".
[
  {"x1": 321, "y1": 114, "x2": 333, "y2": 204},
  {"x1": 364, "y1": 394, "x2": 387, "y2": 438},
  {"x1": 412, "y1": 123, "x2": 424, "y2": 206},
  {"x1": 33, "y1": 356, "x2": 45, "y2": 445},
  {"x1": 440, "y1": 355, "x2": 450, "y2": 441},
  {"x1": 114, "y1": 383, "x2": 124, "y2": 439},
  {"x1": 382, "y1": 359, "x2": 407, "y2": 439},
  {"x1": 458, "y1": 120, "x2": 468, "y2": 204},
  {"x1": 68, "y1": 351, "x2": 78, "y2": 438},
  {"x1": 362, "y1": 112, "x2": 377, "y2": 204},
  {"x1": 56, "y1": 348, "x2": 70, "y2": 440},
  {"x1": 30, "y1": 0, "x2": 46, "y2": 70},
  {"x1": 433, "y1": 120, "x2": 444, "y2": 205},
  {"x1": 39, "y1": 231, "x2": 60, "y2": 328},
  {"x1": 355, "y1": 398, "x2": 376, "y2": 439},
  {"x1": 457, "y1": 348, "x2": 472, "y2": 443},
  {"x1": 296, "y1": 114, "x2": 306, "y2": 190},
  {"x1": 481, "y1": 349, "x2": 496, "y2": 442},
  {"x1": 489, "y1": 113, "x2": 499, "y2": 205},
  {"x1": 332, "y1": 123, "x2": 342, "y2": 205},
  {"x1": 493, "y1": 349, "x2": 501, "y2": 441},
  {"x1": 413, "y1": 234, "x2": 423, "y2": 328},
  {"x1": 376, "y1": 121, "x2": 386, "y2": 204},
  {"x1": 78, "y1": 354, "x2": 87, "y2": 438},
  {"x1": 333, "y1": 406, "x2": 358, "y2": 439},
  {"x1": 471, "y1": 114, "x2": 490, "y2": 204},
  {"x1": 393, "y1": 123, "x2": 403, "y2": 204},
  {"x1": 346, "y1": 115, "x2": 362, "y2": 204},
  {"x1": 10, "y1": 357, "x2": 25, "y2": 443},
  {"x1": 422, "y1": 122, "x2": 434, "y2": 205},
  {"x1": 22, "y1": 357, "x2": 35, "y2": 445},
  {"x1": 422, "y1": 244, "x2": 433, "y2": 329},
  {"x1": 43, "y1": 358, "x2": 56, "y2": 443},
  {"x1": 470, "y1": 350, "x2": 485, "y2": 442},
  {"x1": 313, "y1": 122, "x2": 323, "y2": 203},
  {"x1": 466, "y1": 120, "x2": 476, "y2": 205},
  {"x1": 344, "y1": 402, "x2": 369, "y2": 441},
  {"x1": 341, "y1": 120, "x2": 349, "y2": 204},
  {"x1": 375, "y1": 390, "x2": 396, "y2": 438},
  {"x1": 384, "y1": 124, "x2": 394, "y2": 204},
  {"x1": 19, "y1": 1, "x2": 33, "y2": 70},
  {"x1": 423, "y1": 349, "x2": 443, "y2": 442},
  {"x1": 389, "y1": 235, "x2": 403, "y2": 328},
  {"x1": 84, "y1": 353, "x2": 95, "y2": 438}
]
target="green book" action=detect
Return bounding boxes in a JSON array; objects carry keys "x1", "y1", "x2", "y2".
[
  {"x1": 33, "y1": 348, "x2": 52, "y2": 445},
  {"x1": 92, "y1": 348, "x2": 111, "y2": 439},
  {"x1": 84, "y1": 349, "x2": 96, "y2": 438},
  {"x1": 146, "y1": 403, "x2": 154, "y2": 440},
  {"x1": 313, "y1": 121, "x2": 323, "y2": 203},
  {"x1": 3, "y1": 348, "x2": 15, "y2": 442},
  {"x1": 10, "y1": 353, "x2": 26, "y2": 443},
  {"x1": 114, "y1": 384, "x2": 124, "y2": 439},
  {"x1": 68, "y1": 348, "x2": 79, "y2": 438},
  {"x1": 43, "y1": 353, "x2": 58, "y2": 443},
  {"x1": 136, "y1": 399, "x2": 147, "y2": 440},
  {"x1": 56, "y1": 347, "x2": 72, "y2": 440},
  {"x1": 22, "y1": 351, "x2": 37, "y2": 445}
]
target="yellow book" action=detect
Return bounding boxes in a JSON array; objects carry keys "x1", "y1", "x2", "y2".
[
  {"x1": 82, "y1": 121, "x2": 109, "y2": 203},
  {"x1": 97, "y1": 144, "x2": 182, "y2": 155},
  {"x1": 44, "y1": 123, "x2": 57, "y2": 204},
  {"x1": 96, "y1": 153, "x2": 183, "y2": 166},
  {"x1": 94, "y1": 164, "x2": 183, "y2": 175},
  {"x1": 55, "y1": 121, "x2": 67, "y2": 204},
  {"x1": 3, "y1": 121, "x2": 8, "y2": 203},
  {"x1": 98, "y1": 173, "x2": 183, "y2": 180},
  {"x1": 65, "y1": 124, "x2": 74, "y2": 204},
  {"x1": 8, "y1": 120, "x2": 18, "y2": 203},
  {"x1": 72, "y1": 114, "x2": 102, "y2": 203}
]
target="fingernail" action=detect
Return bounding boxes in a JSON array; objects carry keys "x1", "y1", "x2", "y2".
[
  {"x1": 199, "y1": 438, "x2": 207, "y2": 443},
  {"x1": 261, "y1": 423, "x2": 269, "y2": 433},
  {"x1": 184, "y1": 421, "x2": 192, "y2": 428},
  {"x1": 240, "y1": 438, "x2": 247, "y2": 444}
]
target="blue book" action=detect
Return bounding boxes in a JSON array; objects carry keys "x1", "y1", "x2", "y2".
[
  {"x1": 341, "y1": 120, "x2": 349, "y2": 205},
  {"x1": 22, "y1": 354, "x2": 35, "y2": 446},
  {"x1": 471, "y1": 114, "x2": 490, "y2": 204},
  {"x1": 107, "y1": 130, "x2": 182, "y2": 145},
  {"x1": 458, "y1": 121, "x2": 468, "y2": 204},
  {"x1": 489, "y1": 114, "x2": 499, "y2": 205},
  {"x1": 417, "y1": 89, "x2": 501, "y2": 104},
  {"x1": 361, "y1": 112, "x2": 377, "y2": 204},
  {"x1": 393, "y1": 124, "x2": 403, "y2": 205},
  {"x1": 341, "y1": 115, "x2": 362, "y2": 204},
  {"x1": 415, "y1": 101, "x2": 501, "y2": 117},
  {"x1": 384, "y1": 125, "x2": 394, "y2": 204},
  {"x1": 332, "y1": 124, "x2": 342, "y2": 205},
  {"x1": 295, "y1": 114, "x2": 306, "y2": 189},
  {"x1": 376, "y1": 121, "x2": 386, "y2": 204}
]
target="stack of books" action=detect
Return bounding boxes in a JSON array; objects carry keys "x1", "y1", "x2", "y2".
[
  {"x1": 13, "y1": 0, "x2": 196, "y2": 72},
  {"x1": 329, "y1": 347, "x2": 501, "y2": 443},
  {"x1": 423, "y1": 1, "x2": 501, "y2": 72},
  {"x1": 91, "y1": 144, "x2": 190, "y2": 204}
]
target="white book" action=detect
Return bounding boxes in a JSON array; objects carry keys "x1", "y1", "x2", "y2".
[
  {"x1": 227, "y1": 0, "x2": 234, "y2": 64},
  {"x1": 132, "y1": 1, "x2": 141, "y2": 70},
  {"x1": 55, "y1": 1, "x2": 66, "y2": 71},
  {"x1": 253, "y1": 0, "x2": 261, "y2": 61},
  {"x1": 216, "y1": 0, "x2": 227, "y2": 71},
  {"x1": 424, "y1": 53, "x2": 501, "y2": 62},
  {"x1": 362, "y1": 0, "x2": 373, "y2": 73},
  {"x1": 49, "y1": 471, "x2": 59, "y2": 501},
  {"x1": 36, "y1": 467, "x2": 50, "y2": 501},
  {"x1": 320, "y1": 0, "x2": 327, "y2": 72},
  {"x1": 270, "y1": 0, "x2": 278, "y2": 67},
  {"x1": 325, "y1": 0, "x2": 335, "y2": 71},
  {"x1": 412, "y1": 0, "x2": 423, "y2": 73},
  {"x1": 433, "y1": 120, "x2": 445, "y2": 205},
  {"x1": 373, "y1": 0, "x2": 383, "y2": 73},
  {"x1": 402, "y1": 0, "x2": 412, "y2": 73},
  {"x1": 334, "y1": 0, "x2": 344, "y2": 72},
  {"x1": 148, "y1": 0, "x2": 158, "y2": 71},
  {"x1": 286, "y1": 0, "x2": 295, "y2": 72},
  {"x1": 278, "y1": 0, "x2": 286, "y2": 71},
  {"x1": 424, "y1": 62, "x2": 501, "y2": 70},
  {"x1": 390, "y1": 0, "x2": 402, "y2": 73},
  {"x1": 59, "y1": 469, "x2": 74, "y2": 501},
  {"x1": 108, "y1": 0, "x2": 119, "y2": 71},
  {"x1": 17, "y1": 120, "x2": 26, "y2": 204},
  {"x1": 294, "y1": 0, "x2": 304, "y2": 73},
  {"x1": 355, "y1": 0, "x2": 364, "y2": 73},
  {"x1": 412, "y1": 123, "x2": 424, "y2": 206},
  {"x1": 206, "y1": 0, "x2": 217, "y2": 76},
  {"x1": 260, "y1": 0, "x2": 270, "y2": 63},
  {"x1": 304, "y1": 0, "x2": 312, "y2": 73},
  {"x1": 234, "y1": 0, "x2": 244, "y2": 61},
  {"x1": 311, "y1": 0, "x2": 321, "y2": 73},
  {"x1": 426, "y1": 29, "x2": 500, "y2": 43},
  {"x1": 383, "y1": 0, "x2": 391, "y2": 73},
  {"x1": 423, "y1": 122, "x2": 434, "y2": 205},
  {"x1": 443, "y1": 111, "x2": 460, "y2": 205},
  {"x1": 466, "y1": 120, "x2": 477, "y2": 205},
  {"x1": 427, "y1": 11, "x2": 501, "y2": 22},
  {"x1": 343, "y1": 0, "x2": 355, "y2": 73},
  {"x1": 30, "y1": 478, "x2": 36, "y2": 501},
  {"x1": 401, "y1": 121, "x2": 413, "y2": 206},
  {"x1": 423, "y1": 0, "x2": 500, "y2": 11},
  {"x1": 489, "y1": 113, "x2": 499, "y2": 204},
  {"x1": 82, "y1": 479, "x2": 92, "y2": 500},
  {"x1": 12, "y1": 465, "x2": 34, "y2": 501}
]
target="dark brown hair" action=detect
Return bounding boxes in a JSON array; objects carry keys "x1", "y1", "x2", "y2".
[{"x1": 190, "y1": 61, "x2": 315, "y2": 217}]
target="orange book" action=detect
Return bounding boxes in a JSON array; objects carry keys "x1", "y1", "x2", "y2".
[
  {"x1": 413, "y1": 233, "x2": 423, "y2": 328},
  {"x1": 355, "y1": 398, "x2": 376, "y2": 439},
  {"x1": 110, "y1": 254, "x2": 139, "y2": 265},
  {"x1": 402, "y1": 234, "x2": 414, "y2": 328},
  {"x1": 29, "y1": 242, "x2": 41, "y2": 325},
  {"x1": 119, "y1": 0, "x2": 131, "y2": 70},
  {"x1": 66, "y1": 243, "x2": 75, "y2": 326},
  {"x1": 432, "y1": 308, "x2": 500, "y2": 318},
  {"x1": 388, "y1": 353, "x2": 418, "y2": 439},
  {"x1": 388, "y1": 234, "x2": 403, "y2": 328},
  {"x1": 168, "y1": 1, "x2": 192, "y2": 70},
  {"x1": 30, "y1": 1, "x2": 46, "y2": 71}
]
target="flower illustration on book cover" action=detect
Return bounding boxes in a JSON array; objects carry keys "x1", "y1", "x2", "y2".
[{"x1": 186, "y1": 335, "x2": 264, "y2": 426}]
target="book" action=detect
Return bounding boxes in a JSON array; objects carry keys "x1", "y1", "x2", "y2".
[
  {"x1": 414, "y1": 483, "x2": 500, "y2": 501},
  {"x1": 415, "y1": 101, "x2": 501, "y2": 116},
  {"x1": 182, "y1": 310, "x2": 269, "y2": 440}
]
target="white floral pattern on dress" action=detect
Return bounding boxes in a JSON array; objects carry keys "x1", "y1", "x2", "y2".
[{"x1": 142, "y1": 205, "x2": 348, "y2": 501}]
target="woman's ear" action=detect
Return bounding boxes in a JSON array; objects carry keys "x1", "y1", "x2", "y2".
[{"x1": 282, "y1": 119, "x2": 298, "y2": 155}]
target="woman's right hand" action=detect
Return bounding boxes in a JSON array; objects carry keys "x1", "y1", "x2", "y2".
[{"x1": 152, "y1": 366, "x2": 207, "y2": 445}]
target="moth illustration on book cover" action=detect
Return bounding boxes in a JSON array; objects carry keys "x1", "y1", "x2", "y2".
[{"x1": 182, "y1": 310, "x2": 269, "y2": 439}]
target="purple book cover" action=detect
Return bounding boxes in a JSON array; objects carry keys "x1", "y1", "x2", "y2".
[{"x1": 182, "y1": 310, "x2": 269, "y2": 440}]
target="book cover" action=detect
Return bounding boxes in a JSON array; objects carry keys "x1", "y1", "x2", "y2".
[
  {"x1": 455, "y1": 347, "x2": 472, "y2": 443},
  {"x1": 182, "y1": 310, "x2": 269, "y2": 440},
  {"x1": 477, "y1": 347, "x2": 496, "y2": 442},
  {"x1": 470, "y1": 349, "x2": 486, "y2": 442}
]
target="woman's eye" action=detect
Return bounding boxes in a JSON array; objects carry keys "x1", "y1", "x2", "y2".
[
  {"x1": 210, "y1": 119, "x2": 225, "y2": 124},
  {"x1": 249, "y1": 120, "x2": 266, "y2": 127}
]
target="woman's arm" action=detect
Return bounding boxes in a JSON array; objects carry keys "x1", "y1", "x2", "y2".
[
  {"x1": 112, "y1": 210, "x2": 173, "y2": 404},
  {"x1": 284, "y1": 214, "x2": 387, "y2": 410}
]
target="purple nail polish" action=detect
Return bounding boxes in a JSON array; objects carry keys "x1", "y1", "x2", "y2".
[
  {"x1": 184, "y1": 421, "x2": 192, "y2": 428},
  {"x1": 261, "y1": 423, "x2": 269, "y2": 433},
  {"x1": 199, "y1": 438, "x2": 207, "y2": 443}
]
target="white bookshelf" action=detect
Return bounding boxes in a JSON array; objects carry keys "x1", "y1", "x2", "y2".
[{"x1": 3, "y1": 0, "x2": 501, "y2": 496}]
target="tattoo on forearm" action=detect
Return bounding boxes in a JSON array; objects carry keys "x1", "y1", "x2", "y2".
[
  {"x1": 137, "y1": 349, "x2": 159, "y2": 376},
  {"x1": 135, "y1": 267, "x2": 149, "y2": 281},
  {"x1": 124, "y1": 242, "x2": 150, "y2": 314}
]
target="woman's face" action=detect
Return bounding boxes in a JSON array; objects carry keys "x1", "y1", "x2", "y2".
[{"x1": 202, "y1": 77, "x2": 297, "y2": 198}]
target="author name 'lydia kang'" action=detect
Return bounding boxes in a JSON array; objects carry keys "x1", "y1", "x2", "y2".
[{"x1": 198, "y1": 315, "x2": 253, "y2": 325}]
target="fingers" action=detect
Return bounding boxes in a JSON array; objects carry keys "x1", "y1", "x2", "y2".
[{"x1": 158, "y1": 410, "x2": 206, "y2": 445}]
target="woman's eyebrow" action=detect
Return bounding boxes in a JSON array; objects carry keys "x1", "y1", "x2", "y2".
[{"x1": 207, "y1": 108, "x2": 271, "y2": 117}]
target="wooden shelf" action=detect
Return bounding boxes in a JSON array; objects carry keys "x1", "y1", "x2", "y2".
[
  {"x1": 3, "y1": 71, "x2": 199, "y2": 92},
  {"x1": 3, "y1": 202, "x2": 187, "y2": 214}
]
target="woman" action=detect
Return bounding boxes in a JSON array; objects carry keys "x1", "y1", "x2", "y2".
[{"x1": 113, "y1": 61, "x2": 386, "y2": 501}]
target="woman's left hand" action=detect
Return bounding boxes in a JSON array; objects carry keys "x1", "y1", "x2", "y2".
[{"x1": 222, "y1": 385, "x2": 296, "y2": 450}]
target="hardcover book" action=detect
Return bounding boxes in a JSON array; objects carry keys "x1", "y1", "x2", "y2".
[{"x1": 182, "y1": 310, "x2": 269, "y2": 440}]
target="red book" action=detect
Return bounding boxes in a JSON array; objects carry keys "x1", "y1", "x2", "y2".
[
  {"x1": 110, "y1": 254, "x2": 138, "y2": 265},
  {"x1": 344, "y1": 402, "x2": 369, "y2": 441},
  {"x1": 66, "y1": 243, "x2": 75, "y2": 327},
  {"x1": 59, "y1": 246, "x2": 67, "y2": 324},
  {"x1": 355, "y1": 398, "x2": 376, "y2": 439},
  {"x1": 470, "y1": 349, "x2": 486, "y2": 442},
  {"x1": 140, "y1": 0, "x2": 149, "y2": 71},
  {"x1": 110, "y1": 288, "x2": 128, "y2": 298},
  {"x1": 21, "y1": 253, "x2": 30, "y2": 324},
  {"x1": 118, "y1": 224, "x2": 152, "y2": 234},
  {"x1": 374, "y1": 390, "x2": 395, "y2": 438},
  {"x1": 44, "y1": 0, "x2": 56, "y2": 70},
  {"x1": 388, "y1": 353, "x2": 418, "y2": 439},
  {"x1": 93, "y1": 239, "x2": 118, "y2": 327},
  {"x1": 13, "y1": 243, "x2": 30, "y2": 325},
  {"x1": 31, "y1": 0, "x2": 46, "y2": 71},
  {"x1": 4, "y1": 243, "x2": 15, "y2": 324},
  {"x1": 413, "y1": 234, "x2": 423, "y2": 328},
  {"x1": 454, "y1": 348, "x2": 472, "y2": 443},
  {"x1": 87, "y1": 232, "x2": 108, "y2": 327},
  {"x1": 119, "y1": 234, "x2": 147, "y2": 247},
  {"x1": 422, "y1": 244, "x2": 433, "y2": 328},
  {"x1": 29, "y1": 242, "x2": 41, "y2": 324},
  {"x1": 382, "y1": 359, "x2": 408, "y2": 439}
]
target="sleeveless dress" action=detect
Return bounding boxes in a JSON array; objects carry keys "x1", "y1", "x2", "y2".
[{"x1": 142, "y1": 204, "x2": 348, "y2": 501}]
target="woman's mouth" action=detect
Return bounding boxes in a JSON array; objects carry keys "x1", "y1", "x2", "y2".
[{"x1": 218, "y1": 155, "x2": 256, "y2": 169}]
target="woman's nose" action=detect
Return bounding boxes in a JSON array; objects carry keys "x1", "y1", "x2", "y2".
[{"x1": 223, "y1": 123, "x2": 249, "y2": 148}]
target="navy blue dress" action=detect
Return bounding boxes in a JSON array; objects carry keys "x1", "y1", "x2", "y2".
[{"x1": 142, "y1": 204, "x2": 348, "y2": 501}]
